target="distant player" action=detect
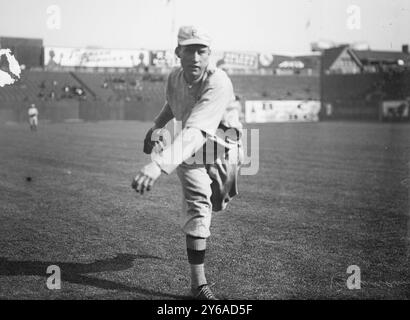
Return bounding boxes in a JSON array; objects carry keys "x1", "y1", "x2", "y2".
[
  {"x1": 28, "y1": 103, "x2": 39, "y2": 131},
  {"x1": 131, "y1": 26, "x2": 243, "y2": 300}
]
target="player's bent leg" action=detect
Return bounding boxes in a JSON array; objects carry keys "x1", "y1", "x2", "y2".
[{"x1": 177, "y1": 163, "x2": 213, "y2": 238}]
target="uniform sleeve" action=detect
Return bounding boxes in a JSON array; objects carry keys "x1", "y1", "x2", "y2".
[
  {"x1": 154, "y1": 102, "x2": 174, "y2": 128},
  {"x1": 153, "y1": 73, "x2": 175, "y2": 128},
  {"x1": 151, "y1": 127, "x2": 206, "y2": 174},
  {"x1": 185, "y1": 72, "x2": 234, "y2": 137}
]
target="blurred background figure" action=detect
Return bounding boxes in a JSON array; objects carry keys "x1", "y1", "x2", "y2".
[
  {"x1": 222, "y1": 95, "x2": 244, "y2": 128},
  {"x1": 28, "y1": 103, "x2": 39, "y2": 131}
]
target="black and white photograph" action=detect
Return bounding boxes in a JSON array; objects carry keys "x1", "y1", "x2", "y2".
[{"x1": 0, "y1": 0, "x2": 409, "y2": 307}]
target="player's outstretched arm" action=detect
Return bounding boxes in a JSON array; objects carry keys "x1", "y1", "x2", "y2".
[{"x1": 132, "y1": 127, "x2": 206, "y2": 195}]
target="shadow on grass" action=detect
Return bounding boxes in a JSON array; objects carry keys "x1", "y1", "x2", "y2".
[{"x1": 0, "y1": 253, "x2": 187, "y2": 299}]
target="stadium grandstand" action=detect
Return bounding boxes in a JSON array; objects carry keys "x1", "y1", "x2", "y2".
[
  {"x1": 320, "y1": 45, "x2": 410, "y2": 121},
  {"x1": 1, "y1": 36, "x2": 409, "y2": 123}
]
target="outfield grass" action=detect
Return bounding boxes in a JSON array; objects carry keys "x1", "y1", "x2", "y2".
[{"x1": 0, "y1": 120, "x2": 409, "y2": 299}]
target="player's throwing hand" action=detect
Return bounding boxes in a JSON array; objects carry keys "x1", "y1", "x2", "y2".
[{"x1": 131, "y1": 162, "x2": 162, "y2": 194}]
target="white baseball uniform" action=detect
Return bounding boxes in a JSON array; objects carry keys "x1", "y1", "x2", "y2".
[
  {"x1": 152, "y1": 65, "x2": 242, "y2": 238},
  {"x1": 28, "y1": 106, "x2": 39, "y2": 128}
]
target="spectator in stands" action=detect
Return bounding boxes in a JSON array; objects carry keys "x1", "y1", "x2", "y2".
[
  {"x1": 62, "y1": 84, "x2": 70, "y2": 97},
  {"x1": 114, "y1": 76, "x2": 125, "y2": 83},
  {"x1": 68, "y1": 86, "x2": 86, "y2": 99},
  {"x1": 142, "y1": 66, "x2": 151, "y2": 81}
]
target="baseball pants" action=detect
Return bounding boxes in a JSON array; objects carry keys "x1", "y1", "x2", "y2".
[{"x1": 177, "y1": 162, "x2": 213, "y2": 239}]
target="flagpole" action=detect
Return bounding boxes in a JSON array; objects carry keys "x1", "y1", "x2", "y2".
[{"x1": 170, "y1": 0, "x2": 177, "y2": 50}]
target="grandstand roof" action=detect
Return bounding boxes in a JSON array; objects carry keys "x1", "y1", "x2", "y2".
[
  {"x1": 322, "y1": 45, "x2": 410, "y2": 72},
  {"x1": 352, "y1": 50, "x2": 410, "y2": 64},
  {"x1": 321, "y1": 45, "x2": 362, "y2": 71}
]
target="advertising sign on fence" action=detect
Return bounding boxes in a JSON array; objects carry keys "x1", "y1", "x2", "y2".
[
  {"x1": 245, "y1": 100, "x2": 321, "y2": 123},
  {"x1": 44, "y1": 47, "x2": 150, "y2": 68},
  {"x1": 150, "y1": 50, "x2": 180, "y2": 68},
  {"x1": 219, "y1": 51, "x2": 259, "y2": 69},
  {"x1": 381, "y1": 100, "x2": 410, "y2": 121}
]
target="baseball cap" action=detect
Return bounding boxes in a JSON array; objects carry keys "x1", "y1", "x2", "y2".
[{"x1": 177, "y1": 26, "x2": 211, "y2": 47}]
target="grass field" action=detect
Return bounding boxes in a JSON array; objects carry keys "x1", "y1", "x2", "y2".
[{"x1": 0, "y1": 120, "x2": 409, "y2": 300}]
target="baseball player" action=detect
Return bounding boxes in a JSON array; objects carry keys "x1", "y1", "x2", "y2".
[
  {"x1": 131, "y1": 26, "x2": 242, "y2": 300},
  {"x1": 28, "y1": 103, "x2": 39, "y2": 131}
]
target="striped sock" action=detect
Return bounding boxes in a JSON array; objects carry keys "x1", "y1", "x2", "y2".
[{"x1": 186, "y1": 235, "x2": 207, "y2": 288}]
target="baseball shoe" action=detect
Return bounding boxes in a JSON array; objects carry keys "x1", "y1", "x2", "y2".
[{"x1": 191, "y1": 284, "x2": 218, "y2": 300}]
